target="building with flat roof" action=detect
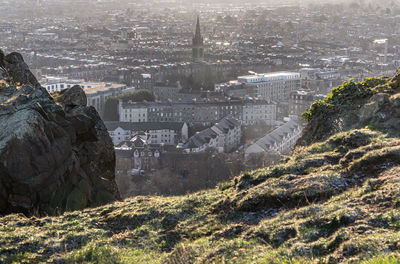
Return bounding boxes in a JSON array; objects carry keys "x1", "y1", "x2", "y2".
[
  {"x1": 42, "y1": 77, "x2": 128, "y2": 118},
  {"x1": 236, "y1": 72, "x2": 301, "y2": 102},
  {"x1": 238, "y1": 72, "x2": 300, "y2": 84},
  {"x1": 84, "y1": 83, "x2": 128, "y2": 117}
]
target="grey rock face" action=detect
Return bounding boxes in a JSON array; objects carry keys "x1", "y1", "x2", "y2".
[
  {"x1": 0, "y1": 51, "x2": 120, "y2": 216},
  {"x1": 0, "y1": 49, "x2": 4, "y2": 68},
  {"x1": 4, "y1": 52, "x2": 40, "y2": 88}
]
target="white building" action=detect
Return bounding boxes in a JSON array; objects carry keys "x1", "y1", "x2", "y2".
[
  {"x1": 42, "y1": 78, "x2": 119, "y2": 93},
  {"x1": 245, "y1": 120, "x2": 302, "y2": 159},
  {"x1": 211, "y1": 116, "x2": 242, "y2": 152},
  {"x1": 105, "y1": 121, "x2": 188, "y2": 146},
  {"x1": 299, "y1": 68, "x2": 340, "y2": 80},
  {"x1": 118, "y1": 101, "x2": 148, "y2": 123},
  {"x1": 237, "y1": 72, "x2": 301, "y2": 102},
  {"x1": 42, "y1": 77, "x2": 82, "y2": 92}
]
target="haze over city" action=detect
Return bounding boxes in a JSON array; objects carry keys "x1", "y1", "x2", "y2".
[
  {"x1": 2, "y1": 0, "x2": 400, "y2": 263},
  {"x1": 1, "y1": 0, "x2": 400, "y2": 209}
]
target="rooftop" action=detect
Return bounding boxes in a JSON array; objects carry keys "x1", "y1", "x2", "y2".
[
  {"x1": 253, "y1": 120, "x2": 301, "y2": 151},
  {"x1": 84, "y1": 83, "x2": 126, "y2": 94},
  {"x1": 238, "y1": 71, "x2": 300, "y2": 84},
  {"x1": 105, "y1": 121, "x2": 186, "y2": 131}
]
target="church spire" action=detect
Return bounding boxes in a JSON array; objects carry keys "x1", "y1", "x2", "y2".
[
  {"x1": 194, "y1": 16, "x2": 202, "y2": 43},
  {"x1": 192, "y1": 15, "x2": 204, "y2": 61}
]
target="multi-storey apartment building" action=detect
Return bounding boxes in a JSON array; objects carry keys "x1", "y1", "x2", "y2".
[
  {"x1": 242, "y1": 101, "x2": 276, "y2": 126},
  {"x1": 119, "y1": 103, "x2": 148, "y2": 123},
  {"x1": 118, "y1": 99, "x2": 276, "y2": 126},
  {"x1": 151, "y1": 85, "x2": 182, "y2": 102},
  {"x1": 85, "y1": 83, "x2": 129, "y2": 117},
  {"x1": 237, "y1": 72, "x2": 301, "y2": 102}
]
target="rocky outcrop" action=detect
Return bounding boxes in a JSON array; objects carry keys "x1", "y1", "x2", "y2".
[
  {"x1": 3, "y1": 52, "x2": 40, "y2": 88},
  {"x1": 0, "y1": 49, "x2": 4, "y2": 68},
  {"x1": 0, "y1": 50, "x2": 120, "y2": 216},
  {"x1": 297, "y1": 76, "x2": 396, "y2": 146}
]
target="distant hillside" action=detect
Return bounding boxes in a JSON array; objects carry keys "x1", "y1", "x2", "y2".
[{"x1": 3, "y1": 71, "x2": 400, "y2": 262}]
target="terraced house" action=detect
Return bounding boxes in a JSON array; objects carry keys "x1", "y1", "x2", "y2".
[
  {"x1": 183, "y1": 116, "x2": 241, "y2": 153},
  {"x1": 245, "y1": 120, "x2": 302, "y2": 159}
]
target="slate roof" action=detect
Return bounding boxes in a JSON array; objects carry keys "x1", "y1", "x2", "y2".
[
  {"x1": 183, "y1": 115, "x2": 241, "y2": 149},
  {"x1": 183, "y1": 128, "x2": 218, "y2": 149},
  {"x1": 253, "y1": 120, "x2": 300, "y2": 151},
  {"x1": 213, "y1": 115, "x2": 241, "y2": 133},
  {"x1": 116, "y1": 139, "x2": 163, "y2": 151}
]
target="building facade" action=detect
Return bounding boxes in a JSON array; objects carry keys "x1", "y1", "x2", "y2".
[
  {"x1": 119, "y1": 103, "x2": 148, "y2": 123},
  {"x1": 118, "y1": 99, "x2": 276, "y2": 126},
  {"x1": 152, "y1": 84, "x2": 182, "y2": 102},
  {"x1": 106, "y1": 121, "x2": 188, "y2": 146},
  {"x1": 115, "y1": 134, "x2": 163, "y2": 171},
  {"x1": 85, "y1": 83, "x2": 128, "y2": 117},
  {"x1": 237, "y1": 72, "x2": 301, "y2": 102},
  {"x1": 242, "y1": 101, "x2": 277, "y2": 126}
]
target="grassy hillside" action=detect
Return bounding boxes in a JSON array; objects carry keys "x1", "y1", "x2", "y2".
[
  {"x1": 3, "y1": 75, "x2": 400, "y2": 263},
  {"x1": 2, "y1": 128, "x2": 400, "y2": 263}
]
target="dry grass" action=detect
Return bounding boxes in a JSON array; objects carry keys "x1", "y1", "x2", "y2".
[{"x1": 2, "y1": 129, "x2": 400, "y2": 263}]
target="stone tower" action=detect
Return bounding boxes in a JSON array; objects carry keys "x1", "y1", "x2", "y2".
[{"x1": 192, "y1": 16, "x2": 204, "y2": 62}]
